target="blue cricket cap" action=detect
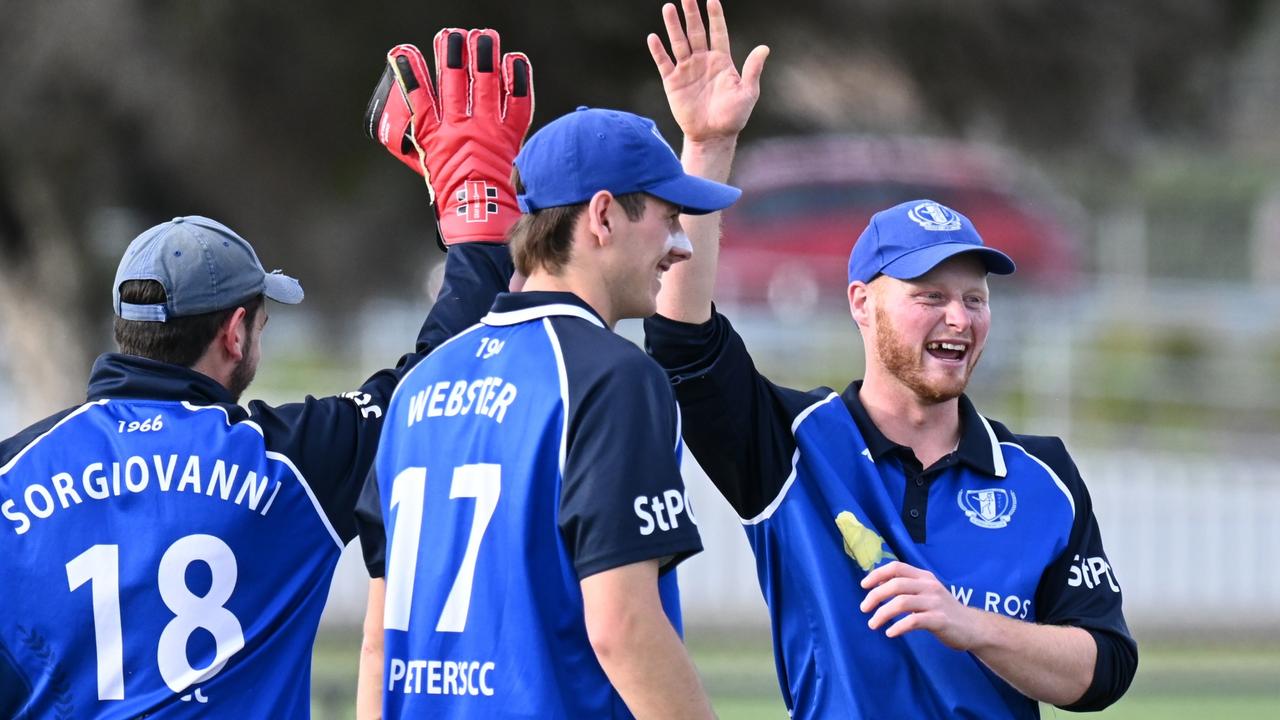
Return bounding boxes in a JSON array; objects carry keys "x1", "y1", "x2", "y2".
[
  {"x1": 848, "y1": 199, "x2": 1016, "y2": 285},
  {"x1": 514, "y1": 106, "x2": 742, "y2": 215},
  {"x1": 113, "y1": 216, "x2": 303, "y2": 322}
]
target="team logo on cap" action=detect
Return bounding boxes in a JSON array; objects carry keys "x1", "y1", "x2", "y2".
[
  {"x1": 456, "y1": 180, "x2": 499, "y2": 223},
  {"x1": 957, "y1": 487, "x2": 1017, "y2": 529},
  {"x1": 907, "y1": 201, "x2": 962, "y2": 231}
]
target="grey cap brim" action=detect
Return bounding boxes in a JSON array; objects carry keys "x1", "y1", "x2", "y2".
[
  {"x1": 880, "y1": 243, "x2": 1016, "y2": 281},
  {"x1": 263, "y1": 271, "x2": 304, "y2": 304},
  {"x1": 645, "y1": 173, "x2": 742, "y2": 216}
]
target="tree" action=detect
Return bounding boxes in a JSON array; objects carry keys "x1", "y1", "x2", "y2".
[{"x1": 0, "y1": 0, "x2": 1268, "y2": 422}]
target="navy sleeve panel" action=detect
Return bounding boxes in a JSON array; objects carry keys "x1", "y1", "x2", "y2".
[
  {"x1": 0, "y1": 407, "x2": 77, "y2": 469},
  {"x1": 0, "y1": 639, "x2": 31, "y2": 720},
  {"x1": 251, "y1": 243, "x2": 513, "y2": 545},
  {"x1": 248, "y1": 394, "x2": 374, "y2": 544},
  {"x1": 355, "y1": 466, "x2": 386, "y2": 578},
  {"x1": 644, "y1": 311, "x2": 815, "y2": 520},
  {"x1": 556, "y1": 320, "x2": 703, "y2": 580},
  {"x1": 1016, "y1": 433, "x2": 1138, "y2": 711},
  {"x1": 415, "y1": 243, "x2": 514, "y2": 355},
  {"x1": 1067, "y1": 627, "x2": 1139, "y2": 713}
]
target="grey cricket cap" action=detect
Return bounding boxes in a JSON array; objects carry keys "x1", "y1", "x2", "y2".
[{"x1": 113, "y1": 215, "x2": 303, "y2": 322}]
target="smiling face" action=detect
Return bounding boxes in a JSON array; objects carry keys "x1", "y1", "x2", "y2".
[
  {"x1": 606, "y1": 195, "x2": 692, "y2": 320},
  {"x1": 853, "y1": 254, "x2": 991, "y2": 405}
]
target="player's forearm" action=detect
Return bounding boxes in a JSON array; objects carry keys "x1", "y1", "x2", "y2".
[
  {"x1": 582, "y1": 563, "x2": 716, "y2": 719},
  {"x1": 356, "y1": 578, "x2": 387, "y2": 720},
  {"x1": 589, "y1": 605, "x2": 716, "y2": 719},
  {"x1": 683, "y1": 136, "x2": 738, "y2": 184},
  {"x1": 967, "y1": 610, "x2": 1096, "y2": 707},
  {"x1": 657, "y1": 138, "x2": 738, "y2": 324}
]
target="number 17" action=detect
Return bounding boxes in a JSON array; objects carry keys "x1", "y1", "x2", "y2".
[{"x1": 383, "y1": 463, "x2": 501, "y2": 633}]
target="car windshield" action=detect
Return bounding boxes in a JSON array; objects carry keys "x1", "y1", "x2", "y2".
[{"x1": 731, "y1": 182, "x2": 1012, "y2": 224}]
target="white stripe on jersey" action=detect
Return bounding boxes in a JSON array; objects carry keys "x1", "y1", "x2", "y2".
[
  {"x1": 976, "y1": 414, "x2": 1008, "y2": 478},
  {"x1": 185, "y1": 401, "x2": 344, "y2": 547},
  {"x1": 542, "y1": 318, "x2": 572, "y2": 477},
  {"x1": 1000, "y1": 442, "x2": 1076, "y2": 520},
  {"x1": 483, "y1": 303, "x2": 605, "y2": 328},
  {"x1": 266, "y1": 450, "x2": 344, "y2": 548},
  {"x1": 184, "y1": 401, "x2": 264, "y2": 437},
  {"x1": 742, "y1": 392, "x2": 842, "y2": 526},
  {"x1": 0, "y1": 399, "x2": 110, "y2": 476},
  {"x1": 673, "y1": 403, "x2": 683, "y2": 454}
]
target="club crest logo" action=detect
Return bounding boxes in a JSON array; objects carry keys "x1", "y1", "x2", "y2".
[
  {"x1": 907, "y1": 201, "x2": 962, "y2": 231},
  {"x1": 957, "y1": 487, "x2": 1017, "y2": 529},
  {"x1": 456, "y1": 180, "x2": 499, "y2": 223}
]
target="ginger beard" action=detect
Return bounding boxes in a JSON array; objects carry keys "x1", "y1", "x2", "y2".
[{"x1": 873, "y1": 303, "x2": 982, "y2": 405}]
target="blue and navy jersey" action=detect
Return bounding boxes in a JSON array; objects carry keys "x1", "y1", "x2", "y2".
[
  {"x1": 0, "y1": 397, "x2": 344, "y2": 719},
  {"x1": 645, "y1": 310, "x2": 1137, "y2": 719},
  {"x1": 357, "y1": 291, "x2": 701, "y2": 719},
  {"x1": 0, "y1": 243, "x2": 512, "y2": 719}
]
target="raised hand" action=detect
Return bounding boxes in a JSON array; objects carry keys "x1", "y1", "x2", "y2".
[
  {"x1": 647, "y1": 0, "x2": 769, "y2": 144},
  {"x1": 364, "y1": 30, "x2": 533, "y2": 246}
]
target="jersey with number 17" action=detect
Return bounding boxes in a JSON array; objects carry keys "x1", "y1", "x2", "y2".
[
  {"x1": 0, "y1": 399, "x2": 343, "y2": 719},
  {"x1": 370, "y1": 293, "x2": 703, "y2": 719}
]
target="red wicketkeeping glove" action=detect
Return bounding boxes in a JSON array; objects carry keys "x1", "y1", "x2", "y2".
[{"x1": 363, "y1": 29, "x2": 533, "y2": 246}]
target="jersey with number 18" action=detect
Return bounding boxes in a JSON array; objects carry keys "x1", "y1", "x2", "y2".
[
  {"x1": 0, "y1": 395, "x2": 344, "y2": 718},
  {"x1": 0, "y1": 244, "x2": 514, "y2": 719}
]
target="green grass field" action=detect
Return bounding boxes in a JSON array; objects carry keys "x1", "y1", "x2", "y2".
[{"x1": 311, "y1": 628, "x2": 1280, "y2": 719}]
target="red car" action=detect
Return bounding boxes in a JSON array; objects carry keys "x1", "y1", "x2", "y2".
[{"x1": 717, "y1": 135, "x2": 1082, "y2": 316}]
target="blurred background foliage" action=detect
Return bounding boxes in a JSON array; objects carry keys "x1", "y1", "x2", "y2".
[
  {"x1": 1, "y1": 0, "x2": 1277, "y2": 413},
  {"x1": 2, "y1": 1, "x2": 1280, "y2": 717}
]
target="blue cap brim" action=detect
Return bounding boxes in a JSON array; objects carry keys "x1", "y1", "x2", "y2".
[
  {"x1": 880, "y1": 243, "x2": 1016, "y2": 281},
  {"x1": 263, "y1": 271, "x2": 304, "y2": 305},
  {"x1": 644, "y1": 173, "x2": 742, "y2": 216}
]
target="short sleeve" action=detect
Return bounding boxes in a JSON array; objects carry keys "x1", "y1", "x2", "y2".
[
  {"x1": 354, "y1": 466, "x2": 387, "y2": 578},
  {"x1": 557, "y1": 347, "x2": 702, "y2": 580}
]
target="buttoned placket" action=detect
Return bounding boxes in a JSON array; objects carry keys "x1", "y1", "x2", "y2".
[{"x1": 898, "y1": 449, "x2": 960, "y2": 543}]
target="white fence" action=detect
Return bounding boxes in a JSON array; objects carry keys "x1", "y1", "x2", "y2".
[{"x1": 320, "y1": 449, "x2": 1280, "y2": 634}]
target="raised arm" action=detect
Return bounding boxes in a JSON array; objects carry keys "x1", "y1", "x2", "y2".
[
  {"x1": 648, "y1": 0, "x2": 768, "y2": 323},
  {"x1": 258, "y1": 32, "x2": 534, "y2": 545},
  {"x1": 351, "y1": 31, "x2": 536, "y2": 718}
]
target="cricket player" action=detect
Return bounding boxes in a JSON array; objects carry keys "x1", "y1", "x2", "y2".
[
  {"x1": 642, "y1": 1, "x2": 1137, "y2": 717},
  {"x1": 0, "y1": 31, "x2": 531, "y2": 719},
  {"x1": 354, "y1": 36, "x2": 747, "y2": 718}
]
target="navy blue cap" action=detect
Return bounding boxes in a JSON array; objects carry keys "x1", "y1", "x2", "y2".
[
  {"x1": 848, "y1": 199, "x2": 1016, "y2": 285},
  {"x1": 113, "y1": 216, "x2": 303, "y2": 322},
  {"x1": 514, "y1": 106, "x2": 741, "y2": 216}
]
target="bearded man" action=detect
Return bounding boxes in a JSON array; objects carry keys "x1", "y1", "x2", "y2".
[
  {"x1": 649, "y1": 194, "x2": 1137, "y2": 719},
  {"x1": 0, "y1": 213, "x2": 511, "y2": 717},
  {"x1": 641, "y1": 5, "x2": 1135, "y2": 715}
]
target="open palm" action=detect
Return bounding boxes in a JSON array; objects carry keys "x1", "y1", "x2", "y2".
[{"x1": 648, "y1": 0, "x2": 769, "y2": 143}]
